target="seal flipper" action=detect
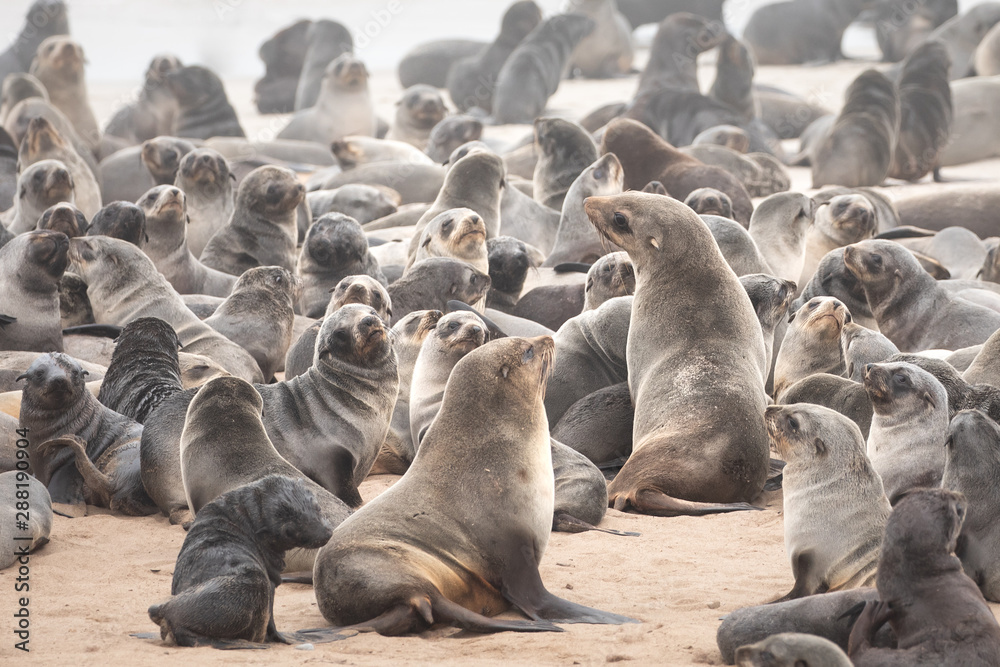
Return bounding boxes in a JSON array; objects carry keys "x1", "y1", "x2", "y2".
[
  {"x1": 552, "y1": 510, "x2": 640, "y2": 537},
  {"x1": 326, "y1": 446, "x2": 363, "y2": 508},
  {"x1": 499, "y1": 536, "x2": 638, "y2": 625},
  {"x1": 37, "y1": 436, "x2": 114, "y2": 507},
  {"x1": 44, "y1": 462, "x2": 87, "y2": 512},
  {"x1": 0, "y1": 314, "x2": 16, "y2": 326},
  {"x1": 771, "y1": 550, "x2": 827, "y2": 603},
  {"x1": 612, "y1": 489, "x2": 763, "y2": 516}
]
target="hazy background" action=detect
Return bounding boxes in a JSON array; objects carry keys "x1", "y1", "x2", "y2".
[{"x1": 3, "y1": 0, "x2": 994, "y2": 83}]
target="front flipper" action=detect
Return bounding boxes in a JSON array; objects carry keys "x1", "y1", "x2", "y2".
[
  {"x1": 172, "y1": 627, "x2": 270, "y2": 650},
  {"x1": 552, "y1": 511, "x2": 640, "y2": 537},
  {"x1": 612, "y1": 489, "x2": 762, "y2": 517},
  {"x1": 770, "y1": 550, "x2": 827, "y2": 603},
  {"x1": 500, "y1": 537, "x2": 638, "y2": 625}
]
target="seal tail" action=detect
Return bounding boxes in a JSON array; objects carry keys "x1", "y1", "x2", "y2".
[
  {"x1": 36, "y1": 436, "x2": 113, "y2": 507},
  {"x1": 611, "y1": 489, "x2": 763, "y2": 517}
]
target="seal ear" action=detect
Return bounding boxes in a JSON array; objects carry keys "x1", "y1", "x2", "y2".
[
  {"x1": 813, "y1": 438, "x2": 826, "y2": 456},
  {"x1": 81, "y1": 369, "x2": 89, "y2": 378},
  {"x1": 787, "y1": 309, "x2": 797, "y2": 323},
  {"x1": 229, "y1": 171, "x2": 236, "y2": 182},
  {"x1": 922, "y1": 391, "x2": 936, "y2": 410},
  {"x1": 500, "y1": 365, "x2": 510, "y2": 379},
  {"x1": 648, "y1": 237, "x2": 660, "y2": 249},
  {"x1": 15, "y1": 373, "x2": 28, "y2": 383}
]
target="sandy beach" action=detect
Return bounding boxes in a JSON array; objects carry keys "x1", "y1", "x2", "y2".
[{"x1": 3, "y1": 1, "x2": 1000, "y2": 664}]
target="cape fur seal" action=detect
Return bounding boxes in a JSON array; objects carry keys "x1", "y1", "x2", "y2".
[
  {"x1": 96, "y1": 317, "x2": 181, "y2": 425},
  {"x1": 847, "y1": 488, "x2": 1000, "y2": 665},
  {"x1": 735, "y1": 633, "x2": 852, "y2": 667},
  {"x1": 0, "y1": 471, "x2": 52, "y2": 570},
  {"x1": 765, "y1": 404, "x2": 891, "y2": 601},
  {"x1": 810, "y1": 70, "x2": 899, "y2": 189},
  {"x1": 863, "y1": 361, "x2": 948, "y2": 504},
  {"x1": 636, "y1": 13, "x2": 726, "y2": 95},
  {"x1": 68, "y1": 235, "x2": 263, "y2": 383},
  {"x1": 532, "y1": 117, "x2": 598, "y2": 211},
  {"x1": 29, "y1": 36, "x2": 100, "y2": 150},
  {"x1": 200, "y1": 165, "x2": 304, "y2": 276},
  {"x1": 385, "y1": 85, "x2": 446, "y2": 151},
  {"x1": 407, "y1": 208, "x2": 488, "y2": 277},
  {"x1": 87, "y1": 201, "x2": 147, "y2": 247},
  {"x1": 103, "y1": 54, "x2": 183, "y2": 144},
  {"x1": 568, "y1": 0, "x2": 634, "y2": 78},
  {"x1": 927, "y1": 2, "x2": 1000, "y2": 80},
  {"x1": 388, "y1": 257, "x2": 490, "y2": 325},
  {"x1": 0, "y1": 230, "x2": 68, "y2": 353},
  {"x1": 137, "y1": 185, "x2": 236, "y2": 298},
  {"x1": 800, "y1": 194, "x2": 877, "y2": 288},
  {"x1": 293, "y1": 19, "x2": 353, "y2": 111},
  {"x1": 601, "y1": 119, "x2": 754, "y2": 225},
  {"x1": 253, "y1": 19, "x2": 310, "y2": 114},
  {"x1": 173, "y1": 147, "x2": 235, "y2": 258},
  {"x1": 148, "y1": 475, "x2": 334, "y2": 647},
  {"x1": 18, "y1": 116, "x2": 100, "y2": 218},
  {"x1": 779, "y1": 374, "x2": 874, "y2": 439},
  {"x1": 447, "y1": 1, "x2": 542, "y2": 112},
  {"x1": 37, "y1": 202, "x2": 86, "y2": 238},
  {"x1": 586, "y1": 193, "x2": 770, "y2": 514},
  {"x1": 279, "y1": 55, "x2": 376, "y2": 143},
  {"x1": 493, "y1": 14, "x2": 595, "y2": 124},
  {"x1": 743, "y1": 0, "x2": 870, "y2": 65},
  {"x1": 397, "y1": 39, "x2": 486, "y2": 89},
  {"x1": 313, "y1": 336, "x2": 636, "y2": 633},
  {"x1": 1, "y1": 159, "x2": 75, "y2": 236},
  {"x1": 746, "y1": 192, "x2": 815, "y2": 285},
  {"x1": 942, "y1": 409, "x2": 1000, "y2": 602},
  {"x1": 773, "y1": 297, "x2": 850, "y2": 401},
  {"x1": 298, "y1": 213, "x2": 386, "y2": 317},
  {"x1": 165, "y1": 65, "x2": 244, "y2": 139},
  {"x1": 875, "y1": 0, "x2": 957, "y2": 63},
  {"x1": 889, "y1": 40, "x2": 953, "y2": 182},
  {"x1": 0, "y1": 1, "x2": 69, "y2": 85}
]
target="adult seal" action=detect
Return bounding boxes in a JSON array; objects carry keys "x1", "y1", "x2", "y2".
[
  {"x1": 586, "y1": 192, "x2": 770, "y2": 514},
  {"x1": 765, "y1": 404, "x2": 891, "y2": 601},
  {"x1": 200, "y1": 165, "x2": 305, "y2": 276},
  {"x1": 492, "y1": 14, "x2": 595, "y2": 124},
  {"x1": 0, "y1": 230, "x2": 68, "y2": 353},
  {"x1": 889, "y1": 40, "x2": 953, "y2": 182},
  {"x1": 313, "y1": 336, "x2": 636, "y2": 633},
  {"x1": 165, "y1": 65, "x2": 245, "y2": 139},
  {"x1": 743, "y1": 0, "x2": 870, "y2": 65}
]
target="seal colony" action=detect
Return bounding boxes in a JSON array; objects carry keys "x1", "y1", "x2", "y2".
[{"x1": 3, "y1": 0, "x2": 1000, "y2": 663}]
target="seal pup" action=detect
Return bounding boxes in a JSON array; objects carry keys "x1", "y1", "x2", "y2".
[
  {"x1": 568, "y1": 0, "x2": 634, "y2": 78},
  {"x1": 313, "y1": 336, "x2": 636, "y2": 633},
  {"x1": 0, "y1": 128, "x2": 16, "y2": 214},
  {"x1": 800, "y1": 194, "x2": 877, "y2": 289},
  {"x1": 29, "y1": 36, "x2": 100, "y2": 150},
  {"x1": 18, "y1": 116, "x2": 100, "y2": 218},
  {"x1": 372, "y1": 309, "x2": 442, "y2": 475},
  {"x1": 766, "y1": 404, "x2": 891, "y2": 601},
  {"x1": 279, "y1": 55, "x2": 376, "y2": 144},
  {"x1": 138, "y1": 185, "x2": 236, "y2": 298},
  {"x1": 0, "y1": 73, "x2": 48, "y2": 124},
  {"x1": 307, "y1": 184, "x2": 398, "y2": 224},
  {"x1": 148, "y1": 475, "x2": 335, "y2": 648},
  {"x1": 0, "y1": 0, "x2": 69, "y2": 85},
  {"x1": 741, "y1": 273, "x2": 797, "y2": 369},
  {"x1": 397, "y1": 39, "x2": 486, "y2": 89},
  {"x1": 0, "y1": 471, "x2": 52, "y2": 570},
  {"x1": 96, "y1": 317, "x2": 182, "y2": 425},
  {"x1": 68, "y1": 235, "x2": 263, "y2": 383},
  {"x1": 331, "y1": 136, "x2": 432, "y2": 170},
  {"x1": 173, "y1": 147, "x2": 234, "y2": 258},
  {"x1": 847, "y1": 488, "x2": 1000, "y2": 666},
  {"x1": 408, "y1": 311, "x2": 487, "y2": 449},
  {"x1": 636, "y1": 12, "x2": 726, "y2": 95},
  {"x1": 773, "y1": 297, "x2": 850, "y2": 401},
  {"x1": 863, "y1": 361, "x2": 948, "y2": 504},
  {"x1": 532, "y1": 117, "x2": 598, "y2": 211},
  {"x1": 407, "y1": 208, "x2": 488, "y2": 278},
  {"x1": 447, "y1": 1, "x2": 542, "y2": 112},
  {"x1": 600, "y1": 118, "x2": 754, "y2": 226},
  {"x1": 293, "y1": 19, "x2": 353, "y2": 111},
  {"x1": 388, "y1": 257, "x2": 491, "y2": 325},
  {"x1": 384, "y1": 86, "x2": 446, "y2": 150},
  {"x1": 284, "y1": 275, "x2": 392, "y2": 380},
  {"x1": 203, "y1": 267, "x2": 298, "y2": 382},
  {"x1": 810, "y1": 70, "x2": 899, "y2": 189},
  {"x1": 0, "y1": 230, "x2": 68, "y2": 353},
  {"x1": 735, "y1": 633, "x2": 852, "y2": 667},
  {"x1": 493, "y1": 14, "x2": 595, "y2": 124},
  {"x1": 426, "y1": 115, "x2": 485, "y2": 164},
  {"x1": 779, "y1": 374, "x2": 873, "y2": 439},
  {"x1": 875, "y1": 0, "x2": 957, "y2": 63},
  {"x1": 37, "y1": 201, "x2": 86, "y2": 237},
  {"x1": 794, "y1": 248, "x2": 877, "y2": 330},
  {"x1": 200, "y1": 165, "x2": 304, "y2": 276},
  {"x1": 844, "y1": 240, "x2": 1000, "y2": 351},
  {"x1": 165, "y1": 65, "x2": 244, "y2": 139},
  {"x1": 486, "y1": 236, "x2": 532, "y2": 310},
  {"x1": 298, "y1": 214, "x2": 386, "y2": 318},
  {"x1": 87, "y1": 201, "x2": 147, "y2": 248},
  {"x1": 1, "y1": 159, "x2": 74, "y2": 236},
  {"x1": 743, "y1": 0, "x2": 870, "y2": 65},
  {"x1": 843, "y1": 323, "x2": 898, "y2": 382},
  {"x1": 584, "y1": 252, "x2": 635, "y2": 311},
  {"x1": 141, "y1": 305, "x2": 398, "y2": 521},
  {"x1": 253, "y1": 19, "x2": 311, "y2": 114},
  {"x1": 96, "y1": 135, "x2": 197, "y2": 208},
  {"x1": 103, "y1": 55, "x2": 183, "y2": 144},
  {"x1": 587, "y1": 193, "x2": 770, "y2": 514},
  {"x1": 542, "y1": 154, "x2": 624, "y2": 266},
  {"x1": 927, "y1": 2, "x2": 1000, "y2": 80},
  {"x1": 942, "y1": 409, "x2": 1000, "y2": 602},
  {"x1": 890, "y1": 40, "x2": 953, "y2": 182},
  {"x1": 19, "y1": 353, "x2": 152, "y2": 514},
  {"x1": 747, "y1": 192, "x2": 815, "y2": 284}
]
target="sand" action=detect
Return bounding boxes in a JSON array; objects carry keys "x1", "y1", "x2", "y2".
[{"x1": 4, "y1": 10, "x2": 1000, "y2": 665}]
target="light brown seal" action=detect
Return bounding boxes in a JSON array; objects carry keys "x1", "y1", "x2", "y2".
[{"x1": 0, "y1": 230, "x2": 68, "y2": 353}]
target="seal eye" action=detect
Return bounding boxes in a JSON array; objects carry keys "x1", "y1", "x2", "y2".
[
  {"x1": 523, "y1": 347, "x2": 534, "y2": 362},
  {"x1": 612, "y1": 212, "x2": 629, "y2": 230},
  {"x1": 808, "y1": 300, "x2": 819, "y2": 310},
  {"x1": 593, "y1": 169, "x2": 605, "y2": 180},
  {"x1": 448, "y1": 321, "x2": 459, "y2": 331},
  {"x1": 333, "y1": 330, "x2": 350, "y2": 345},
  {"x1": 871, "y1": 254, "x2": 883, "y2": 267},
  {"x1": 894, "y1": 373, "x2": 907, "y2": 385},
  {"x1": 786, "y1": 415, "x2": 799, "y2": 431}
]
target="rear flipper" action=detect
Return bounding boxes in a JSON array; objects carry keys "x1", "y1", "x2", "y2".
[
  {"x1": 37, "y1": 436, "x2": 113, "y2": 507},
  {"x1": 552, "y1": 511, "x2": 640, "y2": 537},
  {"x1": 500, "y1": 535, "x2": 639, "y2": 625},
  {"x1": 148, "y1": 575, "x2": 270, "y2": 648},
  {"x1": 611, "y1": 489, "x2": 763, "y2": 517}
]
